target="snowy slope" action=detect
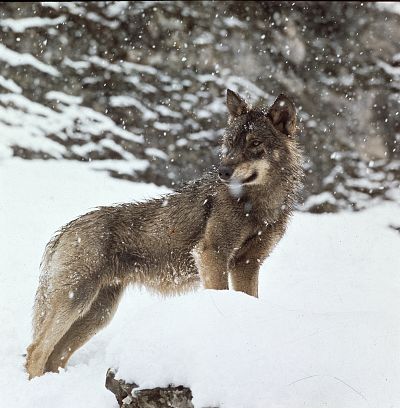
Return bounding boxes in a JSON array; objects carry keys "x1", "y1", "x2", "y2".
[{"x1": 0, "y1": 158, "x2": 399, "y2": 408}]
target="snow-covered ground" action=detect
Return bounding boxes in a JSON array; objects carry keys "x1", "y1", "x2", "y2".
[{"x1": 0, "y1": 158, "x2": 399, "y2": 408}]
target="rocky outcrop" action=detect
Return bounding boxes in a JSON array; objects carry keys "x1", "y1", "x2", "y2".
[{"x1": 105, "y1": 369, "x2": 196, "y2": 408}]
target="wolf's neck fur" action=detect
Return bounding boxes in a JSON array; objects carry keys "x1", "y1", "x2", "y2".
[{"x1": 237, "y1": 185, "x2": 292, "y2": 225}]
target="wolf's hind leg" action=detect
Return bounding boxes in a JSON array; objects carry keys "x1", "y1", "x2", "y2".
[
  {"x1": 25, "y1": 277, "x2": 101, "y2": 379},
  {"x1": 44, "y1": 284, "x2": 124, "y2": 374}
]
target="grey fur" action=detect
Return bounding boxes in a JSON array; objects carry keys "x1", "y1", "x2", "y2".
[{"x1": 25, "y1": 90, "x2": 303, "y2": 378}]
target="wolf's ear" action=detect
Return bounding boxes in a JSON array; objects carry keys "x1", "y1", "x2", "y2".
[
  {"x1": 226, "y1": 89, "x2": 249, "y2": 117},
  {"x1": 267, "y1": 94, "x2": 297, "y2": 136}
]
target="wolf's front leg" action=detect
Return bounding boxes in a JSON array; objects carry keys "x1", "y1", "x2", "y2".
[
  {"x1": 197, "y1": 250, "x2": 229, "y2": 290},
  {"x1": 230, "y1": 224, "x2": 285, "y2": 297},
  {"x1": 230, "y1": 259, "x2": 259, "y2": 297},
  {"x1": 229, "y1": 234, "x2": 272, "y2": 298},
  {"x1": 194, "y1": 241, "x2": 229, "y2": 290}
]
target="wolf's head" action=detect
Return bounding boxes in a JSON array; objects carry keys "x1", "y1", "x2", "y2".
[{"x1": 219, "y1": 89, "x2": 302, "y2": 198}]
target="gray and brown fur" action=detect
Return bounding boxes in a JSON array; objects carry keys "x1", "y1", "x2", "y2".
[{"x1": 25, "y1": 89, "x2": 303, "y2": 379}]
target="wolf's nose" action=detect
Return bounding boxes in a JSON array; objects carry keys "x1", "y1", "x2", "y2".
[{"x1": 218, "y1": 165, "x2": 233, "y2": 180}]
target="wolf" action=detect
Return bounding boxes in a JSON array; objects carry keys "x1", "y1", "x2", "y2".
[{"x1": 25, "y1": 89, "x2": 303, "y2": 378}]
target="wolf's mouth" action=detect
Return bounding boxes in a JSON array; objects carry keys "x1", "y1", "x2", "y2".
[{"x1": 242, "y1": 172, "x2": 258, "y2": 184}]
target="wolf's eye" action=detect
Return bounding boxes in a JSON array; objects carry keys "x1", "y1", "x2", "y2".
[{"x1": 250, "y1": 140, "x2": 261, "y2": 148}]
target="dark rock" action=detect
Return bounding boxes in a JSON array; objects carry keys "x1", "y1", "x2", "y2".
[
  {"x1": 105, "y1": 369, "x2": 197, "y2": 408},
  {"x1": 105, "y1": 369, "x2": 139, "y2": 406}
]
